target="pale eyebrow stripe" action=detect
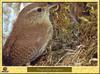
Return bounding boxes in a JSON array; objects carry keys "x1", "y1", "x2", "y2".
[{"x1": 26, "y1": 7, "x2": 40, "y2": 15}]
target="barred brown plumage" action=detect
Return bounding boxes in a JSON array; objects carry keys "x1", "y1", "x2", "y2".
[{"x1": 3, "y1": 3, "x2": 57, "y2": 66}]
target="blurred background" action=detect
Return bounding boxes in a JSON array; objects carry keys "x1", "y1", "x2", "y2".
[{"x1": 3, "y1": 2, "x2": 98, "y2": 66}]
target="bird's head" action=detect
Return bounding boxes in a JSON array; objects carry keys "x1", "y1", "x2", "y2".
[{"x1": 17, "y1": 3, "x2": 57, "y2": 24}]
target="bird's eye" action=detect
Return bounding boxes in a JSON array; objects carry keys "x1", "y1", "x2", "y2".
[{"x1": 37, "y1": 8, "x2": 42, "y2": 12}]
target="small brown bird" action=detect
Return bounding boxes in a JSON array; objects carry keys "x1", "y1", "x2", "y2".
[{"x1": 3, "y1": 3, "x2": 56, "y2": 66}]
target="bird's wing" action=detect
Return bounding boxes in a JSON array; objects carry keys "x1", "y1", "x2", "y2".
[{"x1": 3, "y1": 24, "x2": 19, "y2": 65}]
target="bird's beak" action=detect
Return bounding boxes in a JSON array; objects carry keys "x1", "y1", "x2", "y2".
[{"x1": 48, "y1": 3, "x2": 58, "y2": 9}]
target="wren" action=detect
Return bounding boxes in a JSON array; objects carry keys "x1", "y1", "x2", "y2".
[{"x1": 3, "y1": 3, "x2": 56, "y2": 66}]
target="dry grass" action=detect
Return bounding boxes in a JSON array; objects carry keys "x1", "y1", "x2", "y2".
[{"x1": 32, "y1": 2, "x2": 98, "y2": 66}]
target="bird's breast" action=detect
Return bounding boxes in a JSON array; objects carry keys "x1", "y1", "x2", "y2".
[{"x1": 6, "y1": 21, "x2": 53, "y2": 66}]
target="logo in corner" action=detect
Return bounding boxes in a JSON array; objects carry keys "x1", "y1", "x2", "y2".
[{"x1": 2, "y1": 67, "x2": 9, "y2": 72}]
